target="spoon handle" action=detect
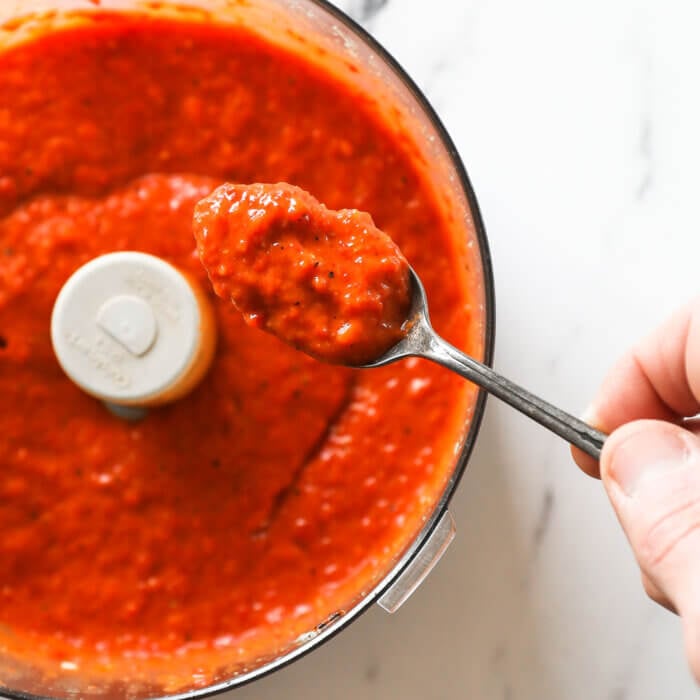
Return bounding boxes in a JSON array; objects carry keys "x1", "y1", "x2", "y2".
[{"x1": 425, "y1": 335, "x2": 606, "y2": 460}]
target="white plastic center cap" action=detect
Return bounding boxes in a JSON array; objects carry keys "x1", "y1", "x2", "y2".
[
  {"x1": 51, "y1": 252, "x2": 216, "y2": 407},
  {"x1": 96, "y1": 295, "x2": 158, "y2": 357}
]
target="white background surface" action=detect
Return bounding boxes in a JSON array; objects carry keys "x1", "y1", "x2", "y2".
[{"x1": 231, "y1": 1, "x2": 700, "y2": 698}]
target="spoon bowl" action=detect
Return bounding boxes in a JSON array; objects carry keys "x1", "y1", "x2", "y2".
[{"x1": 354, "y1": 266, "x2": 437, "y2": 368}]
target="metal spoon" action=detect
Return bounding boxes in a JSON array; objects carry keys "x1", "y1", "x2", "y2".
[{"x1": 356, "y1": 267, "x2": 606, "y2": 460}]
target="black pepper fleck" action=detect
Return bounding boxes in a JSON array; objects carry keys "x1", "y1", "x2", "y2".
[{"x1": 328, "y1": 271, "x2": 335, "y2": 279}]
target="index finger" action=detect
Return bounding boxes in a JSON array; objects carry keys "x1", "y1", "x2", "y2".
[{"x1": 573, "y1": 298, "x2": 700, "y2": 477}]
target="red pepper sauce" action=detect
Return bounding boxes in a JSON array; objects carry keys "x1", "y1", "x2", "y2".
[
  {"x1": 0, "y1": 11, "x2": 484, "y2": 691},
  {"x1": 194, "y1": 183, "x2": 411, "y2": 366}
]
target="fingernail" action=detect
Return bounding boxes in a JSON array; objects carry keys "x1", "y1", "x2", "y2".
[
  {"x1": 581, "y1": 404, "x2": 600, "y2": 428},
  {"x1": 609, "y1": 428, "x2": 692, "y2": 497}
]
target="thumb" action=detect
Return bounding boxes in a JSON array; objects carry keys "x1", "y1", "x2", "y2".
[{"x1": 601, "y1": 419, "x2": 700, "y2": 683}]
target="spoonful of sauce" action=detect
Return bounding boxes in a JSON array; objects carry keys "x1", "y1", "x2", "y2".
[{"x1": 194, "y1": 182, "x2": 605, "y2": 459}]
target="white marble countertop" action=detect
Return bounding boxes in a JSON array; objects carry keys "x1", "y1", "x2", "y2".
[{"x1": 231, "y1": 1, "x2": 700, "y2": 698}]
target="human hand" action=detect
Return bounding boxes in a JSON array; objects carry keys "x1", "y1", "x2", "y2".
[{"x1": 571, "y1": 299, "x2": 700, "y2": 683}]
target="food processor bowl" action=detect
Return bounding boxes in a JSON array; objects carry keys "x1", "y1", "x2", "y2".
[{"x1": 0, "y1": 1, "x2": 495, "y2": 698}]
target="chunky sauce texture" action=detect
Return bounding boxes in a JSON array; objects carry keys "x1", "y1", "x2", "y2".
[
  {"x1": 194, "y1": 183, "x2": 411, "y2": 365},
  {"x1": 0, "y1": 10, "x2": 483, "y2": 691}
]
